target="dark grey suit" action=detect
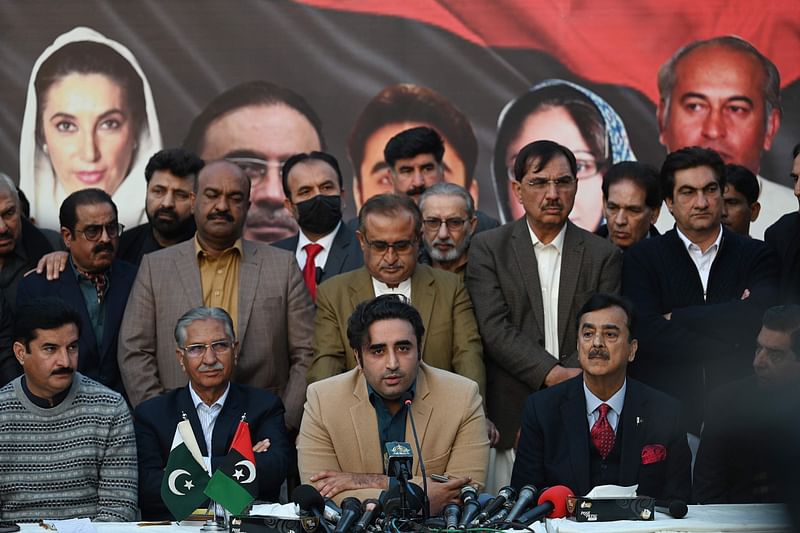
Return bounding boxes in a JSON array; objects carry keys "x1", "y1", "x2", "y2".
[
  {"x1": 466, "y1": 219, "x2": 621, "y2": 449},
  {"x1": 272, "y1": 222, "x2": 363, "y2": 283}
]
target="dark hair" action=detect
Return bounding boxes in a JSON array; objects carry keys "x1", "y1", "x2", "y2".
[
  {"x1": 384, "y1": 127, "x2": 445, "y2": 168},
  {"x1": 144, "y1": 148, "x2": 205, "y2": 183},
  {"x1": 762, "y1": 305, "x2": 800, "y2": 333},
  {"x1": 14, "y1": 297, "x2": 82, "y2": 348},
  {"x1": 358, "y1": 193, "x2": 422, "y2": 236},
  {"x1": 513, "y1": 140, "x2": 578, "y2": 182},
  {"x1": 35, "y1": 41, "x2": 146, "y2": 146},
  {"x1": 347, "y1": 295, "x2": 425, "y2": 360},
  {"x1": 348, "y1": 84, "x2": 477, "y2": 186},
  {"x1": 660, "y1": 146, "x2": 726, "y2": 201},
  {"x1": 59, "y1": 188, "x2": 117, "y2": 234},
  {"x1": 577, "y1": 293, "x2": 636, "y2": 339},
  {"x1": 724, "y1": 164, "x2": 759, "y2": 206},
  {"x1": 281, "y1": 151, "x2": 344, "y2": 199},
  {"x1": 182, "y1": 80, "x2": 325, "y2": 154},
  {"x1": 602, "y1": 161, "x2": 661, "y2": 209},
  {"x1": 792, "y1": 142, "x2": 800, "y2": 159},
  {"x1": 493, "y1": 85, "x2": 608, "y2": 217}
]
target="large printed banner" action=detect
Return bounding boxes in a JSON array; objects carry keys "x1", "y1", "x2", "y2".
[{"x1": 1, "y1": 0, "x2": 798, "y2": 239}]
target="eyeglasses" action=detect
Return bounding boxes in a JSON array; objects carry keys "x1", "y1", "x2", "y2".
[
  {"x1": 521, "y1": 176, "x2": 576, "y2": 191},
  {"x1": 180, "y1": 340, "x2": 234, "y2": 358},
  {"x1": 422, "y1": 217, "x2": 469, "y2": 231},
  {"x1": 362, "y1": 236, "x2": 417, "y2": 254},
  {"x1": 75, "y1": 223, "x2": 124, "y2": 242},
  {"x1": 226, "y1": 157, "x2": 284, "y2": 184}
]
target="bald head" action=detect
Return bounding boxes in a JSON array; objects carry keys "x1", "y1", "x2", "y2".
[{"x1": 197, "y1": 160, "x2": 251, "y2": 202}]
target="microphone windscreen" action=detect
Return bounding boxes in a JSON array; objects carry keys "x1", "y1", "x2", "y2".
[
  {"x1": 537, "y1": 485, "x2": 574, "y2": 518},
  {"x1": 292, "y1": 484, "x2": 325, "y2": 513}
]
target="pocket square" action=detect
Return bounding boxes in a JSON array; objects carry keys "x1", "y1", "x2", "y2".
[{"x1": 641, "y1": 444, "x2": 667, "y2": 465}]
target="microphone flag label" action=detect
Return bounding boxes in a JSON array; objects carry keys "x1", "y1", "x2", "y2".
[
  {"x1": 204, "y1": 420, "x2": 258, "y2": 515},
  {"x1": 160, "y1": 419, "x2": 211, "y2": 521}
]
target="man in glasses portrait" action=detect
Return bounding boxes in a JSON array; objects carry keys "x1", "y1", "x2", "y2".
[
  {"x1": 17, "y1": 188, "x2": 136, "y2": 395},
  {"x1": 419, "y1": 183, "x2": 477, "y2": 278},
  {"x1": 307, "y1": 193, "x2": 485, "y2": 403}
]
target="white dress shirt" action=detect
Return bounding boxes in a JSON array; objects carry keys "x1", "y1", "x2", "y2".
[
  {"x1": 675, "y1": 225, "x2": 723, "y2": 299},
  {"x1": 584, "y1": 379, "x2": 626, "y2": 433},
  {"x1": 526, "y1": 222, "x2": 567, "y2": 358},
  {"x1": 371, "y1": 277, "x2": 412, "y2": 301},
  {"x1": 189, "y1": 383, "x2": 231, "y2": 472},
  {"x1": 295, "y1": 222, "x2": 341, "y2": 272}
]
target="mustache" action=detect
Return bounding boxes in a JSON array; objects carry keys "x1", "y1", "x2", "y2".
[
  {"x1": 51, "y1": 367, "x2": 74, "y2": 376},
  {"x1": 432, "y1": 237, "x2": 454, "y2": 247},
  {"x1": 0, "y1": 229, "x2": 13, "y2": 240},
  {"x1": 588, "y1": 348, "x2": 609, "y2": 358},
  {"x1": 92, "y1": 242, "x2": 115, "y2": 254},
  {"x1": 198, "y1": 361, "x2": 225, "y2": 372},
  {"x1": 406, "y1": 185, "x2": 426, "y2": 197},
  {"x1": 208, "y1": 211, "x2": 234, "y2": 222},
  {"x1": 154, "y1": 207, "x2": 178, "y2": 220}
]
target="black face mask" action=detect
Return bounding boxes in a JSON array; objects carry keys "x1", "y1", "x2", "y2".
[{"x1": 296, "y1": 194, "x2": 342, "y2": 235}]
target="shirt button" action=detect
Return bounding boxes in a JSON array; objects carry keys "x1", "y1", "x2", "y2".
[
  {"x1": 214, "y1": 290, "x2": 220, "y2": 296},
  {"x1": 217, "y1": 269, "x2": 224, "y2": 274}
]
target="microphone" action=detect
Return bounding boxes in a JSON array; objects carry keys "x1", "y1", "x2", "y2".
[
  {"x1": 353, "y1": 498, "x2": 382, "y2": 533},
  {"x1": 291, "y1": 484, "x2": 334, "y2": 533},
  {"x1": 655, "y1": 499, "x2": 688, "y2": 519},
  {"x1": 333, "y1": 497, "x2": 362, "y2": 533},
  {"x1": 504, "y1": 484, "x2": 538, "y2": 523},
  {"x1": 517, "y1": 485, "x2": 574, "y2": 525},
  {"x1": 473, "y1": 485, "x2": 516, "y2": 525},
  {"x1": 442, "y1": 502, "x2": 461, "y2": 529},
  {"x1": 400, "y1": 391, "x2": 430, "y2": 518},
  {"x1": 323, "y1": 498, "x2": 342, "y2": 524},
  {"x1": 383, "y1": 441, "x2": 413, "y2": 482},
  {"x1": 457, "y1": 485, "x2": 480, "y2": 528},
  {"x1": 486, "y1": 498, "x2": 514, "y2": 523}
]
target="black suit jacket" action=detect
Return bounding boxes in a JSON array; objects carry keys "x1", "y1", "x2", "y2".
[
  {"x1": 622, "y1": 227, "x2": 778, "y2": 431},
  {"x1": 764, "y1": 212, "x2": 800, "y2": 304},
  {"x1": 511, "y1": 375, "x2": 691, "y2": 501},
  {"x1": 272, "y1": 223, "x2": 363, "y2": 283},
  {"x1": 16, "y1": 258, "x2": 136, "y2": 394},
  {"x1": 134, "y1": 383, "x2": 292, "y2": 520}
]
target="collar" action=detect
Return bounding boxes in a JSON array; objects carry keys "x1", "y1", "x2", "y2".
[
  {"x1": 527, "y1": 221, "x2": 567, "y2": 252},
  {"x1": 298, "y1": 221, "x2": 341, "y2": 251},
  {"x1": 194, "y1": 234, "x2": 243, "y2": 258},
  {"x1": 21, "y1": 374, "x2": 72, "y2": 408},
  {"x1": 189, "y1": 382, "x2": 231, "y2": 409},
  {"x1": 371, "y1": 276, "x2": 412, "y2": 295},
  {"x1": 675, "y1": 224, "x2": 723, "y2": 254},
  {"x1": 583, "y1": 378, "x2": 626, "y2": 417},
  {"x1": 367, "y1": 380, "x2": 417, "y2": 407},
  {"x1": 69, "y1": 256, "x2": 110, "y2": 281}
]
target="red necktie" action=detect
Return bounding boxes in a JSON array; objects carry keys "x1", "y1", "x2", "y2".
[
  {"x1": 591, "y1": 403, "x2": 615, "y2": 460},
  {"x1": 303, "y1": 243, "x2": 323, "y2": 301}
]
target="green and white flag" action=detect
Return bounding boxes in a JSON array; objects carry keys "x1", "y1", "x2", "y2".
[{"x1": 160, "y1": 419, "x2": 210, "y2": 521}]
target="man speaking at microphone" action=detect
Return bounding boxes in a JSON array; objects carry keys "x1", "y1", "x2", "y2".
[
  {"x1": 297, "y1": 295, "x2": 489, "y2": 514},
  {"x1": 512, "y1": 293, "x2": 691, "y2": 501}
]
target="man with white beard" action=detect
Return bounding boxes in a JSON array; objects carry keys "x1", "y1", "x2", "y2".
[{"x1": 419, "y1": 183, "x2": 477, "y2": 278}]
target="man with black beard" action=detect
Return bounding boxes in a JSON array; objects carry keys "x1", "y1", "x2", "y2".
[
  {"x1": 272, "y1": 152, "x2": 363, "y2": 300},
  {"x1": 118, "y1": 149, "x2": 203, "y2": 265},
  {"x1": 419, "y1": 183, "x2": 476, "y2": 278}
]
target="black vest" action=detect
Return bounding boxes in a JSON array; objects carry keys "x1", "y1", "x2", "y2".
[{"x1": 589, "y1": 416, "x2": 624, "y2": 488}]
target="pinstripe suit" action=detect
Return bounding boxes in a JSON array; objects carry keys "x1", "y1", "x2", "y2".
[{"x1": 117, "y1": 238, "x2": 314, "y2": 430}]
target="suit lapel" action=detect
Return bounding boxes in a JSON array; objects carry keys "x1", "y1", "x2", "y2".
[
  {"x1": 322, "y1": 225, "x2": 350, "y2": 282},
  {"x1": 407, "y1": 366, "x2": 433, "y2": 478},
  {"x1": 511, "y1": 219, "x2": 545, "y2": 334},
  {"x1": 562, "y1": 378, "x2": 591, "y2": 495},
  {"x1": 60, "y1": 264, "x2": 99, "y2": 352},
  {"x1": 348, "y1": 269, "x2": 377, "y2": 310},
  {"x1": 177, "y1": 387, "x2": 209, "y2": 457},
  {"x1": 238, "y1": 241, "x2": 260, "y2": 339},
  {"x1": 558, "y1": 224, "x2": 584, "y2": 350},
  {"x1": 410, "y1": 267, "x2": 435, "y2": 357},
  {"x1": 618, "y1": 381, "x2": 645, "y2": 485},
  {"x1": 212, "y1": 384, "x2": 245, "y2": 457},
  {"x1": 350, "y1": 373, "x2": 384, "y2": 474},
  {"x1": 98, "y1": 261, "x2": 129, "y2": 358},
  {"x1": 175, "y1": 241, "x2": 204, "y2": 306}
]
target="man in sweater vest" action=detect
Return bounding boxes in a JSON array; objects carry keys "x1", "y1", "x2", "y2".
[{"x1": 0, "y1": 297, "x2": 137, "y2": 522}]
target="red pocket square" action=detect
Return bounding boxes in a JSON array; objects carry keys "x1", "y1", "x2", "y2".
[{"x1": 641, "y1": 444, "x2": 667, "y2": 465}]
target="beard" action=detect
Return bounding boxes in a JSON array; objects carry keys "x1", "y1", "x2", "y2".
[
  {"x1": 425, "y1": 233, "x2": 472, "y2": 263},
  {"x1": 147, "y1": 208, "x2": 195, "y2": 240}
]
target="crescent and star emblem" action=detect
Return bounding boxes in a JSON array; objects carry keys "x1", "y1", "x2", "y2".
[
  {"x1": 232, "y1": 459, "x2": 256, "y2": 483},
  {"x1": 167, "y1": 469, "x2": 195, "y2": 495}
]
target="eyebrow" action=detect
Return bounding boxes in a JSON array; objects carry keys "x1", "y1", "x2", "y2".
[
  {"x1": 581, "y1": 322, "x2": 621, "y2": 331},
  {"x1": 369, "y1": 161, "x2": 390, "y2": 176},
  {"x1": 224, "y1": 149, "x2": 268, "y2": 160}
]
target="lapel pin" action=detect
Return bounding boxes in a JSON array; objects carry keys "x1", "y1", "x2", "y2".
[{"x1": 636, "y1": 416, "x2": 644, "y2": 426}]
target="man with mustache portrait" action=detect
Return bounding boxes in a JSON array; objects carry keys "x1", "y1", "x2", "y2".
[{"x1": 17, "y1": 188, "x2": 136, "y2": 396}]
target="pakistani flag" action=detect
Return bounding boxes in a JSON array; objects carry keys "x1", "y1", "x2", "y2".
[
  {"x1": 204, "y1": 420, "x2": 258, "y2": 515},
  {"x1": 160, "y1": 419, "x2": 210, "y2": 521}
]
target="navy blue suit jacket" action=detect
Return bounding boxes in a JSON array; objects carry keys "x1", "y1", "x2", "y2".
[
  {"x1": 511, "y1": 375, "x2": 691, "y2": 501},
  {"x1": 134, "y1": 383, "x2": 291, "y2": 520},
  {"x1": 16, "y1": 259, "x2": 136, "y2": 394},
  {"x1": 272, "y1": 223, "x2": 363, "y2": 284}
]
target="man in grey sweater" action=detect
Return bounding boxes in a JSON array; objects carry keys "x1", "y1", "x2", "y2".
[{"x1": 0, "y1": 297, "x2": 137, "y2": 522}]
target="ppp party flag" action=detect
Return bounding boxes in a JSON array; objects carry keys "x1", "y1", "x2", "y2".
[
  {"x1": 204, "y1": 419, "x2": 258, "y2": 515},
  {"x1": 161, "y1": 419, "x2": 210, "y2": 521}
]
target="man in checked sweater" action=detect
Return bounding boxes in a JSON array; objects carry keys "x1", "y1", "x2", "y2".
[{"x1": 0, "y1": 297, "x2": 137, "y2": 522}]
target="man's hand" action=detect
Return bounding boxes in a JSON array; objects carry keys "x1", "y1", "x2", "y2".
[
  {"x1": 427, "y1": 476, "x2": 471, "y2": 515},
  {"x1": 34, "y1": 251, "x2": 69, "y2": 280},
  {"x1": 309, "y1": 471, "x2": 388, "y2": 499},
  {"x1": 252, "y1": 438, "x2": 270, "y2": 453},
  {"x1": 544, "y1": 365, "x2": 581, "y2": 387},
  {"x1": 663, "y1": 312, "x2": 672, "y2": 320},
  {"x1": 486, "y1": 418, "x2": 500, "y2": 447},
  {"x1": 740, "y1": 288, "x2": 751, "y2": 300}
]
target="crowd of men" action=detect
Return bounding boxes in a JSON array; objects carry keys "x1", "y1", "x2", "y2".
[{"x1": 0, "y1": 34, "x2": 799, "y2": 524}]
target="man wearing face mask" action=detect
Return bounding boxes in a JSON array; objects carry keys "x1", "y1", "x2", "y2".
[{"x1": 273, "y1": 152, "x2": 363, "y2": 301}]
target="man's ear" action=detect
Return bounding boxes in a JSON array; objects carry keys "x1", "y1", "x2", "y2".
[
  {"x1": 354, "y1": 350, "x2": 363, "y2": 369},
  {"x1": 762, "y1": 108, "x2": 781, "y2": 151},
  {"x1": 750, "y1": 201, "x2": 762, "y2": 222},
  {"x1": 656, "y1": 99, "x2": 669, "y2": 147},
  {"x1": 13, "y1": 341, "x2": 26, "y2": 366}
]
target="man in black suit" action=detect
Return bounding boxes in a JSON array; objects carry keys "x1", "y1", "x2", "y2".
[
  {"x1": 764, "y1": 142, "x2": 800, "y2": 304},
  {"x1": 512, "y1": 293, "x2": 691, "y2": 501},
  {"x1": 134, "y1": 306, "x2": 291, "y2": 520},
  {"x1": 17, "y1": 189, "x2": 135, "y2": 394},
  {"x1": 272, "y1": 152, "x2": 362, "y2": 300},
  {"x1": 622, "y1": 147, "x2": 779, "y2": 434}
]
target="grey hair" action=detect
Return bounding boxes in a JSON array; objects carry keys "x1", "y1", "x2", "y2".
[
  {"x1": 174, "y1": 306, "x2": 236, "y2": 347},
  {"x1": 658, "y1": 35, "x2": 781, "y2": 128},
  {"x1": 0, "y1": 173, "x2": 20, "y2": 204},
  {"x1": 419, "y1": 182, "x2": 475, "y2": 219}
]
